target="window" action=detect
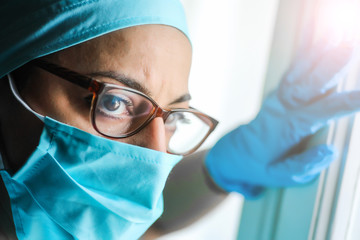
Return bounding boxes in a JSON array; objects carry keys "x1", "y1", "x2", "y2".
[
  {"x1": 238, "y1": 0, "x2": 360, "y2": 239},
  {"x1": 159, "y1": 0, "x2": 360, "y2": 239}
]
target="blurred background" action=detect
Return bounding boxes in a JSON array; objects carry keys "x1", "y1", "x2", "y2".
[
  {"x1": 158, "y1": 0, "x2": 360, "y2": 239},
  {"x1": 160, "y1": 0, "x2": 280, "y2": 239}
]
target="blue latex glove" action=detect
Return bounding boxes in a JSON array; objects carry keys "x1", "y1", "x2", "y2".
[{"x1": 205, "y1": 43, "x2": 360, "y2": 198}]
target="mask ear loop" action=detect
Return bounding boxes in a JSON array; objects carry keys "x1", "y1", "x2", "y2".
[
  {"x1": 7, "y1": 74, "x2": 45, "y2": 122},
  {"x1": 2, "y1": 74, "x2": 45, "y2": 174}
]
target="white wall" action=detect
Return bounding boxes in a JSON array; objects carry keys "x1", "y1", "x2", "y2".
[{"x1": 183, "y1": 0, "x2": 279, "y2": 145}]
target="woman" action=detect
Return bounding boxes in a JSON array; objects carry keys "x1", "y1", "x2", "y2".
[{"x1": 1, "y1": 0, "x2": 358, "y2": 239}]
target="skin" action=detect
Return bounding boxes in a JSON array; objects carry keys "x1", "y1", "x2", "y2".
[
  {"x1": 0, "y1": 24, "x2": 226, "y2": 239},
  {"x1": 2, "y1": 24, "x2": 192, "y2": 171}
]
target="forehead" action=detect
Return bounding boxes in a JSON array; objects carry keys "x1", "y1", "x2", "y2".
[{"x1": 47, "y1": 25, "x2": 192, "y2": 106}]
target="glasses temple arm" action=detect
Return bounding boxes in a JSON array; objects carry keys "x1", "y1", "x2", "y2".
[{"x1": 31, "y1": 59, "x2": 95, "y2": 90}]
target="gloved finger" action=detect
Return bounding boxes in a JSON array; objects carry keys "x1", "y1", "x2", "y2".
[
  {"x1": 268, "y1": 144, "x2": 337, "y2": 186},
  {"x1": 279, "y1": 43, "x2": 354, "y2": 108},
  {"x1": 293, "y1": 90, "x2": 360, "y2": 135},
  {"x1": 281, "y1": 42, "x2": 330, "y2": 89}
]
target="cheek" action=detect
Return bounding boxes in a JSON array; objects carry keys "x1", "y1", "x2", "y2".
[
  {"x1": 53, "y1": 91, "x2": 98, "y2": 135},
  {"x1": 21, "y1": 77, "x2": 97, "y2": 135}
]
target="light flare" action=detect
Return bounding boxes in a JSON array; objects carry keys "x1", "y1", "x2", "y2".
[{"x1": 317, "y1": 0, "x2": 360, "y2": 42}]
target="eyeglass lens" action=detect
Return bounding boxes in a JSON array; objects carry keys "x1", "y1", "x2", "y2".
[
  {"x1": 94, "y1": 85, "x2": 154, "y2": 136},
  {"x1": 93, "y1": 85, "x2": 213, "y2": 154},
  {"x1": 165, "y1": 112, "x2": 211, "y2": 155}
]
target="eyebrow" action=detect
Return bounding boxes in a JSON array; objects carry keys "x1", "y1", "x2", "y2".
[
  {"x1": 88, "y1": 71, "x2": 192, "y2": 105},
  {"x1": 88, "y1": 71, "x2": 151, "y2": 96}
]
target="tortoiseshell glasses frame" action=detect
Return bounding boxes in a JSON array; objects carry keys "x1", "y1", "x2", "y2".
[{"x1": 30, "y1": 59, "x2": 218, "y2": 155}]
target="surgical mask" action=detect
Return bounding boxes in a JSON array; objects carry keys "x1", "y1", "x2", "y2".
[{"x1": 0, "y1": 76, "x2": 183, "y2": 240}]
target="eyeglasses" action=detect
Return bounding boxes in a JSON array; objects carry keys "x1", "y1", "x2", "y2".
[{"x1": 31, "y1": 59, "x2": 218, "y2": 155}]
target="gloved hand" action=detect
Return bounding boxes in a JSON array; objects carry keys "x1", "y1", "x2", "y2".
[{"x1": 205, "y1": 43, "x2": 360, "y2": 198}]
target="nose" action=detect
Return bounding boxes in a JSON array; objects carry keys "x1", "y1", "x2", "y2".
[{"x1": 126, "y1": 117, "x2": 167, "y2": 153}]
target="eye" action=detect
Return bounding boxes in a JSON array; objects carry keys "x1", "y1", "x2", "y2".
[{"x1": 97, "y1": 93, "x2": 133, "y2": 119}]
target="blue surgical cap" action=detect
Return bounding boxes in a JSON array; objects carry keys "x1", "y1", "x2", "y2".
[{"x1": 0, "y1": 0, "x2": 189, "y2": 78}]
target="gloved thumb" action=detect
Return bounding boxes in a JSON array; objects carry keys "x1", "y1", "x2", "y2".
[{"x1": 268, "y1": 144, "x2": 337, "y2": 186}]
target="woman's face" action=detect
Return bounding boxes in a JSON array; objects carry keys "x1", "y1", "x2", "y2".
[{"x1": 8, "y1": 24, "x2": 192, "y2": 169}]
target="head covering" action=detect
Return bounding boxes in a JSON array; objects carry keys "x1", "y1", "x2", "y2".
[{"x1": 0, "y1": 0, "x2": 189, "y2": 78}]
